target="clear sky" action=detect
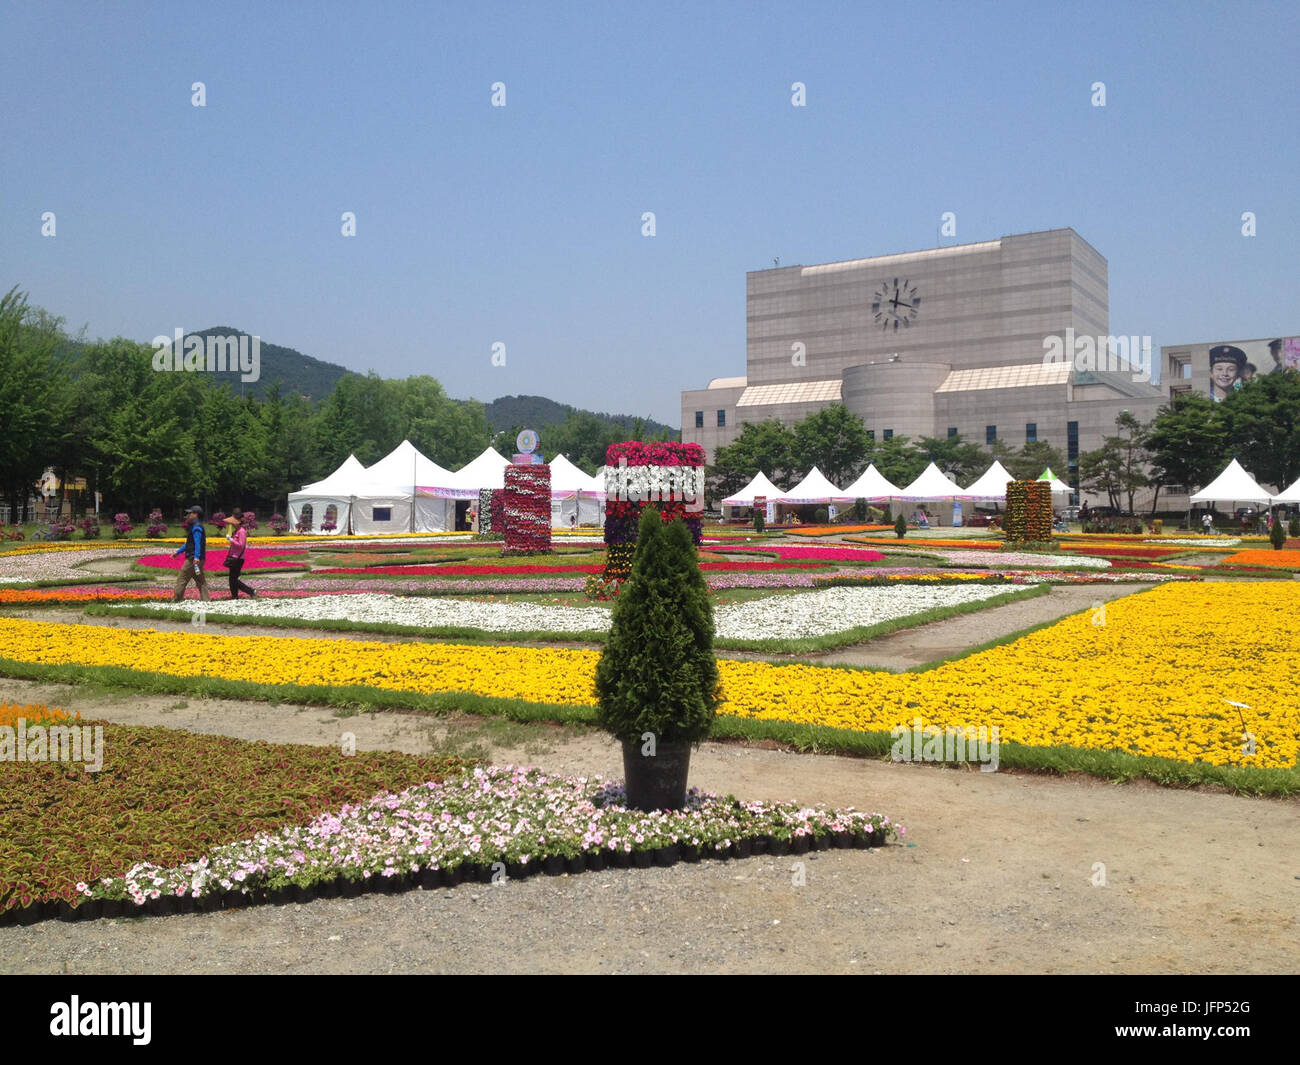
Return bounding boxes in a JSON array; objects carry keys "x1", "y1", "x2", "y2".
[{"x1": 3, "y1": 1, "x2": 1297, "y2": 425}]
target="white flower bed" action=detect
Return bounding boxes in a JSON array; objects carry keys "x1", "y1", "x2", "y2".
[
  {"x1": 1146, "y1": 538, "x2": 1239, "y2": 547},
  {"x1": 125, "y1": 585, "x2": 1017, "y2": 640},
  {"x1": 912, "y1": 549, "x2": 1111, "y2": 569}
]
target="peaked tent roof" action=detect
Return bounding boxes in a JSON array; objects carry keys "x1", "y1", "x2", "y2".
[
  {"x1": 1037, "y1": 467, "x2": 1071, "y2": 495},
  {"x1": 1271, "y1": 472, "x2": 1300, "y2": 504},
  {"x1": 840, "y1": 463, "x2": 902, "y2": 501},
  {"x1": 548, "y1": 454, "x2": 602, "y2": 495},
  {"x1": 367, "y1": 439, "x2": 457, "y2": 491},
  {"x1": 444, "y1": 447, "x2": 511, "y2": 494},
  {"x1": 897, "y1": 462, "x2": 966, "y2": 501},
  {"x1": 776, "y1": 467, "x2": 852, "y2": 504},
  {"x1": 296, "y1": 454, "x2": 368, "y2": 494},
  {"x1": 960, "y1": 460, "x2": 1016, "y2": 501},
  {"x1": 1189, "y1": 458, "x2": 1274, "y2": 504},
  {"x1": 721, "y1": 471, "x2": 785, "y2": 507}
]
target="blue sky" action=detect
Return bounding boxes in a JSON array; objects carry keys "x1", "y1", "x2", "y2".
[{"x1": 3, "y1": 1, "x2": 1297, "y2": 424}]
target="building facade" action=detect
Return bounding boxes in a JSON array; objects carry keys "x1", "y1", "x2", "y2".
[{"x1": 683, "y1": 228, "x2": 1171, "y2": 506}]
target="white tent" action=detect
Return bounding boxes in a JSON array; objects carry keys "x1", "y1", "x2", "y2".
[
  {"x1": 776, "y1": 467, "x2": 853, "y2": 504},
  {"x1": 1037, "y1": 467, "x2": 1072, "y2": 497},
  {"x1": 439, "y1": 447, "x2": 511, "y2": 498},
  {"x1": 840, "y1": 464, "x2": 902, "y2": 501},
  {"x1": 721, "y1": 471, "x2": 785, "y2": 508},
  {"x1": 287, "y1": 454, "x2": 368, "y2": 534},
  {"x1": 897, "y1": 462, "x2": 966, "y2": 501},
  {"x1": 363, "y1": 440, "x2": 458, "y2": 533},
  {"x1": 1189, "y1": 458, "x2": 1274, "y2": 505},
  {"x1": 548, "y1": 454, "x2": 604, "y2": 527},
  {"x1": 1271, "y1": 473, "x2": 1300, "y2": 504},
  {"x1": 960, "y1": 460, "x2": 1016, "y2": 502}
]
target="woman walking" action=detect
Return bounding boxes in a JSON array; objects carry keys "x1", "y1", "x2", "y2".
[{"x1": 222, "y1": 514, "x2": 256, "y2": 599}]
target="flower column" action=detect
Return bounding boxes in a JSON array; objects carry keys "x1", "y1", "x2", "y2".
[
  {"x1": 503, "y1": 464, "x2": 552, "y2": 554},
  {"x1": 602, "y1": 441, "x2": 706, "y2": 582}
]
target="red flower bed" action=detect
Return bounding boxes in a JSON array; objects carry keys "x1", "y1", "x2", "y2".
[
  {"x1": 317, "y1": 561, "x2": 829, "y2": 576},
  {"x1": 1069, "y1": 545, "x2": 1186, "y2": 559},
  {"x1": 135, "y1": 548, "x2": 309, "y2": 572}
]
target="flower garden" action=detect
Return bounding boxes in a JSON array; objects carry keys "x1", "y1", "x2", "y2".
[{"x1": 2, "y1": 516, "x2": 1298, "y2": 925}]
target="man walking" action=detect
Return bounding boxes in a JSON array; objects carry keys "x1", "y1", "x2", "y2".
[{"x1": 172, "y1": 505, "x2": 210, "y2": 602}]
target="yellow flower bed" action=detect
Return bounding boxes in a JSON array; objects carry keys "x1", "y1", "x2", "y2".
[{"x1": 0, "y1": 582, "x2": 1294, "y2": 768}]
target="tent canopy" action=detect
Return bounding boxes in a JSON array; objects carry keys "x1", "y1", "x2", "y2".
[
  {"x1": 547, "y1": 454, "x2": 604, "y2": 496},
  {"x1": 1037, "y1": 467, "x2": 1071, "y2": 496},
  {"x1": 960, "y1": 460, "x2": 1016, "y2": 501},
  {"x1": 721, "y1": 471, "x2": 785, "y2": 508},
  {"x1": 776, "y1": 467, "x2": 852, "y2": 504},
  {"x1": 368, "y1": 440, "x2": 457, "y2": 492},
  {"x1": 1189, "y1": 458, "x2": 1274, "y2": 504},
  {"x1": 897, "y1": 462, "x2": 965, "y2": 501},
  {"x1": 295, "y1": 454, "x2": 367, "y2": 495},
  {"x1": 840, "y1": 463, "x2": 902, "y2": 501},
  {"x1": 1272, "y1": 472, "x2": 1300, "y2": 504},
  {"x1": 289, "y1": 453, "x2": 414, "y2": 534},
  {"x1": 431, "y1": 447, "x2": 511, "y2": 499},
  {"x1": 362, "y1": 440, "x2": 457, "y2": 532}
]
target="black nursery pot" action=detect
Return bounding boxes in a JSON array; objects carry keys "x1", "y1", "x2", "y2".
[
  {"x1": 419, "y1": 867, "x2": 442, "y2": 890},
  {"x1": 813, "y1": 834, "x2": 833, "y2": 852},
  {"x1": 565, "y1": 855, "x2": 586, "y2": 875},
  {"x1": 612, "y1": 849, "x2": 632, "y2": 869},
  {"x1": 544, "y1": 855, "x2": 567, "y2": 876},
  {"x1": 730, "y1": 839, "x2": 753, "y2": 860},
  {"x1": 100, "y1": 898, "x2": 125, "y2": 919},
  {"x1": 679, "y1": 843, "x2": 701, "y2": 863},
  {"x1": 790, "y1": 835, "x2": 810, "y2": 855},
  {"x1": 653, "y1": 844, "x2": 680, "y2": 868},
  {"x1": 632, "y1": 849, "x2": 653, "y2": 869},
  {"x1": 585, "y1": 852, "x2": 606, "y2": 872},
  {"x1": 621, "y1": 738, "x2": 693, "y2": 812},
  {"x1": 767, "y1": 838, "x2": 790, "y2": 856}
]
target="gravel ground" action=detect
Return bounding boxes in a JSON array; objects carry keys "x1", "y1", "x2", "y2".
[{"x1": 0, "y1": 675, "x2": 1296, "y2": 975}]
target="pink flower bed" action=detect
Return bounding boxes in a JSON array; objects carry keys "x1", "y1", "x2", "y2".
[
  {"x1": 135, "y1": 547, "x2": 309, "y2": 572},
  {"x1": 725, "y1": 545, "x2": 885, "y2": 562}
]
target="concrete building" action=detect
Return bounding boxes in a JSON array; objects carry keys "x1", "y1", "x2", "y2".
[{"x1": 683, "y1": 228, "x2": 1170, "y2": 506}]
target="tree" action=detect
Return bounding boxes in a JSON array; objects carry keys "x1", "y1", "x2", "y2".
[
  {"x1": 914, "y1": 434, "x2": 990, "y2": 485},
  {"x1": 870, "y1": 435, "x2": 927, "y2": 487},
  {"x1": 1111, "y1": 410, "x2": 1152, "y2": 515},
  {"x1": 1145, "y1": 393, "x2": 1228, "y2": 499},
  {"x1": 708, "y1": 419, "x2": 796, "y2": 501},
  {"x1": 1219, "y1": 371, "x2": 1300, "y2": 491},
  {"x1": 790, "y1": 404, "x2": 870, "y2": 486},
  {"x1": 1077, "y1": 443, "x2": 1122, "y2": 511},
  {"x1": 1000, "y1": 440, "x2": 1067, "y2": 482}
]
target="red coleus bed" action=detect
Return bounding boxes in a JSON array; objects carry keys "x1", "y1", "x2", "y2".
[{"x1": 135, "y1": 548, "x2": 309, "y2": 572}]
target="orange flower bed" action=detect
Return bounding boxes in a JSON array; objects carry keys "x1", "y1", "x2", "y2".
[
  {"x1": 0, "y1": 588, "x2": 168, "y2": 604},
  {"x1": 845, "y1": 536, "x2": 1001, "y2": 550},
  {"x1": 0, "y1": 702, "x2": 79, "y2": 728},
  {"x1": 1221, "y1": 549, "x2": 1300, "y2": 569},
  {"x1": 785, "y1": 524, "x2": 892, "y2": 536}
]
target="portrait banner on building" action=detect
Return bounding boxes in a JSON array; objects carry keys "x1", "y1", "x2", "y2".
[{"x1": 1207, "y1": 337, "x2": 1300, "y2": 402}]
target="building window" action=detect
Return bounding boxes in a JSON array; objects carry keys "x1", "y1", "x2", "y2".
[
  {"x1": 694, "y1": 411, "x2": 703, "y2": 428},
  {"x1": 866, "y1": 429, "x2": 875, "y2": 441},
  {"x1": 947, "y1": 427, "x2": 958, "y2": 438},
  {"x1": 716, "y1": 410, "x2": 726, "y2": 428},
  {"x1": 985, "y1": 425, "x2": 996, "y2": 445},
  {"x1": 1025, "y1": 423, "x2": 1037, "y2": 443},
  {"x1": 1067, "y1": 421, "x2": 1079, "y2": 462},
  {"x1": 883, "y1": 429, "x2": 893, "y2": 441}
]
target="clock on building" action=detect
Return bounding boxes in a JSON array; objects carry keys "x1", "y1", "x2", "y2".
[{"x1": 871, "y1": 278, "x2": 920, "y2": 331}]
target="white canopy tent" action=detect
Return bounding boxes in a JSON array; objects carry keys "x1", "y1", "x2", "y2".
[
  {"x1": 363, "y1": 440, "x2": 458, "y2": 533},
  {"x1": 548, "y1": 454, "x2": 604, "y2": 527},
  {"x1": 1189, "y1": 458, "x2": 1275, "y2": 506},
  {"x1": 960, "y1": 460, "x2": 1016, "y2": 502},
  {"x1": 897, "y1": 462, "x2": 966, "y2": 501},
  {"x1": 1271, "y1": 472, "x2": 1300, "y2": 504},
  {"x1": 840, "y1": 464, "x2": 902, "y2": 501},
  {"x1": 721, "y1": 471, "x2": 785, "y2": 508},
  {"x1": 437, "y1": 447, "x2": 511, "y2": 499},
  {"x1": 776, "y1": 467, "x2": 853, "y2": 504},
  {"x1": 287, "y1": 454, "x2": 369, "y2": 534},
  {"x1": 1037, "y1": 467, "x2": 1072, "y2": 497}
]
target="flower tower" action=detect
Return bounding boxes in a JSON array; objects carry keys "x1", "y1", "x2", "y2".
[
  {"x1": 602, "y1": 441, "x2": 706, "y2": 582},
  {"x1": 1004, "y1": 480, "x2": 1052, "y2": 543},
  {"x1": 502, "y1": 430, "x2": 552, "y2": 554}
]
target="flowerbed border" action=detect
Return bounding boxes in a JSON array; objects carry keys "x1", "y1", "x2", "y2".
[{"x1": 0, "y1": 825, "x2": 888, "y2": 927}]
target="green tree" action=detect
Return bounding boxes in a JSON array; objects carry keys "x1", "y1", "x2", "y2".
[
  {"x1": 790, "y1": 404, "x2": 870, "y2": 486},
  {"x1": 594, "y1": 508, "x2": 719, "y2": 750},
  {"x1": 1145, "y1": 393, "x2": 1228, "y2": 498},
  {"x1": 914, "y1": 434, "x2": 990, "y2": 485},
  {"x1": 1002, "y1": 440, "x2": 1067, "y2": 482},
  {"x1": 1078, "y1": 443, "x2": 1122, "y2": 511},
  {"x1": 1219, "y1": 371, "x2": 1300, "y2": 491},
  {"x1": 870, "y1": 435, "x2": 927, "y2": 487},
  {"x1": 708, "y1": 419, "x2": 797, "y2": 501}
]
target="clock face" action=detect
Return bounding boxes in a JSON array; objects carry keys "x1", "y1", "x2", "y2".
[{"x1": 871, "y1": 278, "x2": 920, "y2": 331}]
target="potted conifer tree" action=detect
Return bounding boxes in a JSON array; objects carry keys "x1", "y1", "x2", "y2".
[{"x1": 595, "y1": 506, "x2": 720, "y2": 811}]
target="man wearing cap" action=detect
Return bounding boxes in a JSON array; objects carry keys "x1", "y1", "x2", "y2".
[
  {"x1": 1208, "y1": 345, "x2": 1246, "y2": 402},
  {"x1": 172, "y1": 506, "x2": 211, "y2": 602}
]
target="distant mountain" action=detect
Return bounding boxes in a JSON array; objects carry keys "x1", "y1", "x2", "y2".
[
  {"x1": 485, "y1": 394, "x2": 678, "y2": 436},
  {"x1": 186, "y1": 328, "x2": 349, "y2": 401}
]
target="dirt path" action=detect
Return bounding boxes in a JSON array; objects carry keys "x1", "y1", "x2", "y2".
[{"x1": 0, "y1": 674, "x2": 1294, "y2": 975}]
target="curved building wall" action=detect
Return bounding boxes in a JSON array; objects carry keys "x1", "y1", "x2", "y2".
[{"x1": 842, "y1": 361, "x2": 951, "y2": 440}]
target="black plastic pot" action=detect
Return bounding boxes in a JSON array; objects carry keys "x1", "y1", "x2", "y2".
[
  {"x1": 612, "y1": 849, "x2": 632, "y2": 869},
  {"x1": 586, "y1": 852, "x2": 606, "y2": 872},
  {"x1": 751, "y1": 836, "x2": 770, "y2": 856},
  {"x1": 543, "y1": 855, "x2": 566, "y2": 876},
  {"x1": 271, "y1": 885, "x2": 294, "y2": 905},
  {"x1": 813, "y1": 834, "x2": 833, "y2": 852},
  {"x1": 419, "y1": 867, "x2": 442, "y2": 890},
  {"x1": 444, "y1": 866, "x2": 465, "y2": 887},
  {"x1": 101, "y1": 898, "x2": 125, "y2": 919},
  {"x1": 318, "y1": 878, "x2": 341, "y2": 898},
  {"x1": 653, "y1": 844, "x2": 680, "y2": 868},
  {"x1": 565, "y1": 855, "x2": 586, "y2": 875},
  {"x1": 341, "y1": 877, "x2": 363, "y2": 898},
  {"x1": 632, "y1": 849, "x2": 653, "y2": 869},
  {"x1": 730, "y1": 839, "x2": 753, "y2": 860},
  {"x1": 868, "y1": 830, "x2": 888, "y2": 848},
  {"x1": 768, "y1": 838, "x2": 790, "y2": 856},
  {"x1": 791, "y1": 836, "x2": 810, "y2": 855},
  {"x1": 621, "y1": 738, "x2": 693, "y2": 812}
]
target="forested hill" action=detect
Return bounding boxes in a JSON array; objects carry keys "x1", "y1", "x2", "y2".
[{"x1": 485, "y1": 394, "x2": 677, "y2": 437}]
